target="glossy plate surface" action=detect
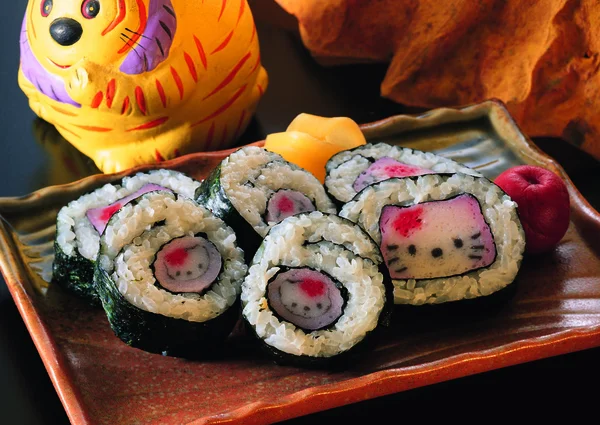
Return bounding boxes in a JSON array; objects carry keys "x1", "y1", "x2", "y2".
[{"x1": 1, "y1": 100, "x2": 599, "y2": 425}]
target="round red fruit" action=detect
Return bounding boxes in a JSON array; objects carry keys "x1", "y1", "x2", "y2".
[{"x1": 494, "y1": 165, "x2": 570, "y2": 254}]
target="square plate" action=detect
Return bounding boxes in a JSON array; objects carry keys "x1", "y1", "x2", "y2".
[{"x1": 1, "y1": 100, "x2": 599, "y2": 425}]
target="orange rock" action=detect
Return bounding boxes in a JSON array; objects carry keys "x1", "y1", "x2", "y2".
[{"x1": 275, "y1": 0, "x2": 600, "y2": 160}]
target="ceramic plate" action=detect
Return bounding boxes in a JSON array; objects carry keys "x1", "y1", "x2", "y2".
[{"x1": 1, "y1": 100, "x2": 599, "y2": 425}]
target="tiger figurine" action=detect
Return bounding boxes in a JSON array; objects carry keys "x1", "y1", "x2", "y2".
[{"x1": 19, "y1": 0, "x2": 268, "y2": 173}]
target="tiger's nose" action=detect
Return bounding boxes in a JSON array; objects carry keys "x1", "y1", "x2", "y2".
[{"x1": 49, "y1": 18, "x2": 83, "y2": 46}]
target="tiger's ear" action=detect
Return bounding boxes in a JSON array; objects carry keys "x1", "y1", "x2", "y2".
[{"x1": 120, "y1": 1, "x2": 177, "y2": 75}]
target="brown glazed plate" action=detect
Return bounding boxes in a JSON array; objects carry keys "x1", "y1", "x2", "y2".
[{"x1": 1, "y1": 100, "x2": 599, "y2": 425}]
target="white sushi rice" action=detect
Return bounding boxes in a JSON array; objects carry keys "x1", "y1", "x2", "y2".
[
  {"x1": 242, "y1": 212, "x2": 387, "y2": 358},
  {"x1": 98, "y1": 192, "x2": 246, "y2": 322},
  {"x1": 56, "y1": 170, "x2": 201, "y2": 261},
  {"x1": 340, "y1": 174, "x2": 526, "y2": 305},
  {"x1": 220, "y1": 146, "x2": 337, "y2": 237},
  {"x1": 325, "y1": 143, "x2": 482, "y2": 203}
]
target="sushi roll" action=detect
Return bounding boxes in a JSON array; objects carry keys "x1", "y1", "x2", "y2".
[
  {"x1": 325, "y1": 143, "x2": 481, "y2": 206},
  {"x1": 53, "y1": 170, "x2": 201, "y2": 304},
  {"x1": 242, "y1": 212, "x2": 393, "y2": 368},
  {"x1": 196, "y1": 146, "x2": 337, "y2": 260},
  {"x1": 339, "y1": 174, "x2": 526, "y2": 305},
  {"x1": 95, "y1": 190, "x2": 246, "y2": 357}
]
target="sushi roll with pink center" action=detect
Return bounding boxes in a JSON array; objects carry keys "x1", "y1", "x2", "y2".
[
  {"x1": 53, "y1": 170, "x2": 201, "y2": 304},
  {"x1": 340, "y1": 174, "x2": 525, "y2": 305},
  {"x1": 196, "y1": 146, "x2": 337, "y2": 261},
  {"x1": 242, "y1": 212, "x2": 393, "y2": 368},
  {"x1": 95, "y1": 191, "x2": 246, "y2": 357}
]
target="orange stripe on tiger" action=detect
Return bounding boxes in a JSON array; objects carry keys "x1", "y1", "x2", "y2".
[
  {"x1": 106, "y1": 79, "x2": 116, "y2": 108},
  {"x1": 50, "y1": 105, "x2": 78, "y2": 117},
  {"x1": 234, "y1": 110, "x2": 246, "y2": 139},
  {"x1": 91, "y1": 91, "x2": 104, "y2": 108},
  {"x1": 237, "y1": 0, "x2": 246, "y2": 25},
  {"x1": 193, "y1": 36, "x2": 208, "y2": 70},
  {"x1": 184, "y1": 52, "x2": 198, "y2": 82},
  {"x1": 203, "y1": 52, "x2": 251, "y2": 100},
  {"x1": 102, "y1": 0, "x2": 126, "y2": 36},
  {"x1": 250, "y1": 24, "x2": 256, "y2": 44},
  {"x1": 118, "y1": 0, "x2": 147, "y2": 54},
  {"x1": 73, "y1": 125, "x2": 113, "y2": 132},
  {"x1": 135, "y1": 86, "x2": 147, "y2": 115},
  {"x1": 257, "y1": 84, "x2": 264, "y2": 97},
  {"x1": 218, "y1": 0, "x2": 227, "y2": 21},
  {"x1": 121, "y1": 96, "x2": 131, "y2": 115},
  {"x1": 55, "y1": 124, "x2": 81, "y2": 139},
  {"x1": 171, "y1": 67, "x2": 185, "y2": 100},
  {"x1": 205, "y1": 121, "x2": 216, "y2": 150},
  {"x1": 211, "y1": 31, "x2": 234, "y2": 55},
  {"x1": 192, "y1": 84, "x2": 247, "y2": 127},
  {"x1": 156, "y1": 79, "x2": 167, "y2": 108},
  {"x1": 127, "y1": 117, "x2": 169, "y2": 132}
]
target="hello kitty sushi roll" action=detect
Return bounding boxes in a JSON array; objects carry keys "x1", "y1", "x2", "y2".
[{"x1": 340, "y1": 174, "x2": 526, "y2": 305}]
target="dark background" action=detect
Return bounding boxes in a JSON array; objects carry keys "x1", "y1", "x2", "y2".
[{"x1": 1, "y1": 1, "x2": 600, "y2": 424}]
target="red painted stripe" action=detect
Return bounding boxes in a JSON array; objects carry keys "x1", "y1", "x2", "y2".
[
  {"x1": 135, "y1": 86, "x2": 147, "y2": 115},
  {"x1": 170, "y1": 67, "x2": 184, "y2": 100},
  {"x1": 121, "y1": 96, "x2": 131, "y2": 115},
  {"x1": 118, "y1": 0, "x2": 147, "y2": 54},
  {"x1": 106, "y1": 79, "x2": 116, "y2": 108},
  {"x1": 192, "y1": 85, "x2": 247, "y2": 127},
  {"x1": 55, "y1": 124, "x2": 81, "y2": 139},
  {"x1": 203, "y1": 51, "x2": 251, "y2": 100},
  {"x1": 257, "y1": 83, "x2": 264, "y2": 97},
  {"x1": 155, "y1": 149, "x2": 166, "y2": 162},
  {"x1": 102, "y1": 0, "x2": 126, "y2": 36},
  {"x1": 126, "y1": 117, "x2": 169, "y2": 132},
  {"x1": 205, "y1": 121, "x2": 216, "y2": 150},
  {"x1": 184, "y1": 52, "x2": 198, "y2": 82},
  {"x1": 218, "y1": 0, "x2": 227, "y2": 21},
  {"x1": 193, "y1": 36, "x2": 208, "y2": 70},
  {"x1": 91, "y1": 91, "x2": 104, "y2": 108},
  {"x1": 50, "y1": 105, "x2": 78, "y2": 117},
  {"x1": 73, "y1": 125, "x2": 113, "y2": 132},
  {"x1": 156, "y1": 79, "x2": 167, "y2": 108},
  {"x1": 211, "y1": 31, "x2": 234, "y2": 55},
  {"x1": 249, "y1": 54, "x2": 261, "y2": 75},
  {"x1": 234, "y1": 110, "x2": 246, "y2": 139},
  {"x1": 237, "y1": 0, "x2": 246, "y2": 25},
  {"x1": 250, "y1": 24, "x2": 256, "y2": 43}
]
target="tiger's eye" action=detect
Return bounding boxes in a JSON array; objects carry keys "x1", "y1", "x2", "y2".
[
  {"x1": 41, "y1": 0, "x2": 53, "y2": 17},
  {"x1": 82, "y1": 0, "x2": 101, "y2": 19}
]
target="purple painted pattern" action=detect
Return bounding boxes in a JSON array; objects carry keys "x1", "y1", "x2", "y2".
[
  {"x1": 19, "y1": 17, "x2": 80, "y2": 107},
  {"x1": 120, "y1": 0, "x2": 178, "y2": 75}
]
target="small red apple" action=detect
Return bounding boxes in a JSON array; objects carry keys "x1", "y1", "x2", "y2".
[{"x1": 494, "y1": 165, "x2": 570, "y2": 254}]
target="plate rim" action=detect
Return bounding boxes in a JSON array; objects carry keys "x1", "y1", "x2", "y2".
[{"x1": 1, "y1": 99, "x2": 599, "y2": 425}]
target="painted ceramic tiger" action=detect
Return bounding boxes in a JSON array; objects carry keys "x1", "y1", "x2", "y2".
[{"x1": 19, "y1": 0, "x2": 268, "y2": 173}]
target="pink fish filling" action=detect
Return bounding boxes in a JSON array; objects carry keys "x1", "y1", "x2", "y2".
[
  {"x1": 265, "y1": 190, "x2": 316, "y2": 224},
  {"x1": 379, "y1": 194, "x2": 496, "y2": 280},
  {"x1": 353, "y1": 157, "x2": 434, "y2": 192},
  {"x1": 267, "y1": 268, "x2": 344, "y2": 331},
  {"x1": 154, "y1": 236, "x2": 222, "y2": 294},
  {"x1": 86, "y1": 184, "x2": 170, "y2": 234}
]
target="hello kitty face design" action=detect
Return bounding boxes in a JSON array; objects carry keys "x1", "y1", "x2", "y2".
[{"x1": 379, "y1": 194, "x2": 497, "y2": 280}]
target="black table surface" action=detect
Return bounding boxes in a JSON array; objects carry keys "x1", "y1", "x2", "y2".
[{"x1": 2, "y1": 1, "x2": 600, "y2": 424}]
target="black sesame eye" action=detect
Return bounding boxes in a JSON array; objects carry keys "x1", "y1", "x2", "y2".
[
  {"x1": 82, "y1": 0, "x2": 100, "y2": 19},
  {"x1": 431, "y1": 248, "x2": 443, "y2": 258},
  {"x1": 453, "y1": 238, "x2": 464, "y2": 248},
  {"x1": 408, "y1": 245, "x2": 417, "y2": 256},
  {"x1": 41, "y1": 0, "x2": 53, "y2": 17}
]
